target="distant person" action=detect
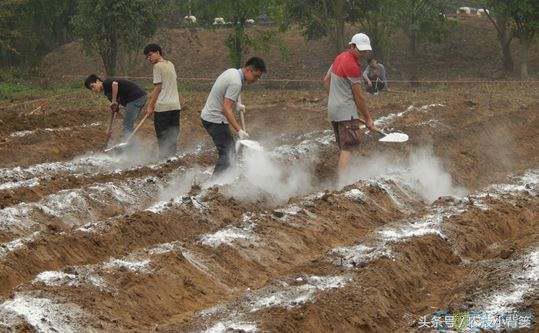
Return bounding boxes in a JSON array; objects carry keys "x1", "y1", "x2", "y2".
[
  {"x1": 363, "y1": 57, "x2": 388, "y2": 95},
  {"x1": 143, "y1": 43, "x2": 181, "y2": 159},
  {"x1": 201, "y1": 57, "x2": 266, "y2": 176},
  {"x1": 84, "y1": 75, "x2": 147, "y2": 139},
  {"x1": 323, "y1": 33, "x2": 375, "y2": 182}
]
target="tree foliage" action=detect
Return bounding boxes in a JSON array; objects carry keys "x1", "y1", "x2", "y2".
[
  {"x1": 284, "y1": 0, "x2": 356, "y2": 54},
  {"x1": 353, "y1": 0, "x2": 396, "y2": 61},
  {"x1": 191, "y1": 0, "x2": 284, "y2": 68},
  {"x1": 0, "y1": 0, "x2": 76, "y2": 67},
  {"x1": 481, "y1": 0, "x2": 539, "y2": 78},
  {"x1": 389, "y1": 0, "x2": 450, "y2": 57},
  {"x1": 72, "y1": 0, "x2": 166, "y2": 76}
]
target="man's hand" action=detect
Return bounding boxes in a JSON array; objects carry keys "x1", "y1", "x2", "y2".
[
  {"x1": 237, "y1": 103, "x2": 246, "y2": 113},
  {"x1": 146, "y1": 105, "x2": 155, "y2": 116},
  {"x1": 238, "y1": 129, "x2": 249, "y2": 140},
  {"x1": 367, "y1": 80, "x2": 372, "y2": 87},
  {"x1": 110, "y1": 102, "x2": 119, "y2": 113},
  {"x1": 364, "y1": 117, "x2": 375, "y2": 131}
]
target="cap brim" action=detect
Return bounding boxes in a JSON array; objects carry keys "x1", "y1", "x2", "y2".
[{"x1": 356, "y1": 44, "x2": 372, "y2": 51}]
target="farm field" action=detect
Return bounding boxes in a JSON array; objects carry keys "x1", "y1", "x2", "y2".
[{"x1": 0, "y1": 83, "x2": 537, "y2": 332}]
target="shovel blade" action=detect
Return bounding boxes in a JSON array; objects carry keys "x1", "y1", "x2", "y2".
[
  {"x1": 379, "y1": 132, "x2": 409, "y2": 143},
  {"x1": 239, "y1": 139, "x2": 264, "y2": 152},
  {"x1": 104, "y1": 142, "x2": 128, "y2": 153}
]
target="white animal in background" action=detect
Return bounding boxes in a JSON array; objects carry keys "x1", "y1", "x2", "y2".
[
  {"x1": 184, "y1": 15, "x2": 197, "y2": 24},
  {"x1": 477, "y1": 8, "x2": 490, "y2": 16},
  {"x1": 457, "y1": 7, "x2": 471, "y2": 15},
  {"x1": 213, "y1": 17, "x2": 225, "y2": 25},
  {"x1": 246, "y1": 19, "x2": 255, "y2": 24}
]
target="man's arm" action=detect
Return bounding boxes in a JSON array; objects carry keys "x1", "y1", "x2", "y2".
[
  {"x1": 323, "y1": 68, "x2": 331, "y2": 92},
  {"x1": 111, "y1": 81, "x2": 119, "y2": 104},
  {"x1": 222, "y1": 98, "x2": 242, "y2": 133},
  {"x1": 351, "y1": 83, "x2": 374, "y2": 130},
  {"x1": 107, "y1": 81, "x2": 120, "y2": 113},
  {"x1": 380, "y1": 64, "x2": 388, "y2": 89},
  {"x1": 362, "y1": 66, "x2": 372, "y2": 86},
  {"x1": 146, "y1": 83, "x2": 162, "y2": 116}
]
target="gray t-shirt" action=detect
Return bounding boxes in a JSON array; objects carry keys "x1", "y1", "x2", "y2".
[
  {"x1": 153, "y1": 60, "x2": 181, "y2": 112},
  {"x1": 201, "y1": 68, "x2": 243, "y2": 124},
  {"x1": 363, "y1": 63, "x2": 388, "y2": 86},
  {"x1": 327, "y1": 50, "x2": 363, "y2": 122}
]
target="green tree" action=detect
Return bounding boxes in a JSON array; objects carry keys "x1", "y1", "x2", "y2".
[
  {"x1": 387, "y1": 0, "x2": 449, "y2": 81},
  {"x1": 354, "y1": 0, "x2": 396, "y2": 62},
  {"x1": 481, "y1": 0, "x2": 539, "y2": 79},
  {"x1": 508, "y1": 0, "x2": 538, "y2": 79},
  {"x1": 72, "y1": 0, "x2": 166, "y2": 76},
  {"x1": 191, "y1": 0, "x2": 283, "y2": 68},
  {"x1": 285, "y1": 0, "x2": 356, "y2": 55},
  {"x1": 0, "y1": 0, "x2": 76, "y2": 67},
  {"x1": 475, "y1": 0, "x2": 515, "y2": 74},
  {"x1": 0, "y1": 0, "x2": 21, "y2": 55},
  {"x1": 390, "y1": 0, "x2": 449, "y2": 58}
]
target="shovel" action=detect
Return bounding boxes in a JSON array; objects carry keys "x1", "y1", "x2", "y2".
[
  {"x1": 359, "y1": 118, "x2": 409, "y2": 143},
  {"x1": 104, "y1": 111, "x2": 150, "y2": 153},
  {"x1": 236, "y1": 107, "x2": 264, "y2": 152},
  {"x1": 103, "y1": 111, "x2": 117, "y2": 149}
]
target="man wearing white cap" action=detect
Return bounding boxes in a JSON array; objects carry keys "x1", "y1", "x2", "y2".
[{"x1": 323, "y1": 33, "x2": 375, "y2": 182}]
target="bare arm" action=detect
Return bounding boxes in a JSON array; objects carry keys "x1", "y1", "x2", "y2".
[
  {"x1": 380, "y1": 64, "x2": 388, "y2": 88},
  {"x1": 146, "y1": 83, "x2": 162, "y2": 115},
  {"x1": 111, "y1": 81, "x2": 119, "y2": 104},
  {"x1": 351, "y1": 83, "x2": 374, "y2": 129},
  {"x1": 222, "y1": 98, "x2": 242, "y2": 133},
  {"x1": 363, "y1": 66, "x2": 372, "y2": 86},
  {"x1": 323, "y1": 71, "x2": 331, "y2": 92}
]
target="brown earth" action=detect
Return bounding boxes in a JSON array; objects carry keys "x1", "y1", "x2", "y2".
[{"x1": 0, "y1": 82, "x2": 537, "y2": 332}]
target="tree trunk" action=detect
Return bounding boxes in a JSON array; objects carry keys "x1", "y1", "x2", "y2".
[
  {"x1": 496, "y1": 15, "x2": 513, "y2": 74},
  {"x1": 230, "y1": 21, "x2": 245, "y2": 68},
  {"x1": 409, "y1": 31, "x2": 417, "y2": 57},
  {"x1": 519, "y1": 34, "x2": 530, "y2": 80},
  {"x1": 333, "y1": 0, "x2": 345, "y2": 54},
  {"x1": 408, "y1": 30, "x2": 419, "y2": 86},
  {"x1": 501, "y1": 37, "x2": 513, "y2": 73},
  {"x1": 102, "y1": 34, "x2": 118, "y2": 76}
]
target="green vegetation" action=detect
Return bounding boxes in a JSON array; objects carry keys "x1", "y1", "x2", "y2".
[
  {"x1": 0, "y1": 0, "x2": 537, "y2": 80},
  {"x1": 72, "y1": 0, "x2": 167, "y2": 76},
  {"x1": 0, "y1": 81, "x2": 83, "y2": 102},
  {"x1": 189, "y1": 0, "x2": 284, "y2": 68}
]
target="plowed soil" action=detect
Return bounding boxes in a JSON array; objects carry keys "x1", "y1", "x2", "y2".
[{"x1": 0, "y1": 84, "x2": 537, "y2": 332}]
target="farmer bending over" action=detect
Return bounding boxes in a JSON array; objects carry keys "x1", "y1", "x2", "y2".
[
  {"x1": 84, "y1": 74, "x2": 147, "y2": 139},
  {"x1": 201, "y1": 57, "x2": 266, "y2": 176}
]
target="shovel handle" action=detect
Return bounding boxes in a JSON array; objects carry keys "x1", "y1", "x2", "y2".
[
  {"x1": 358, "y1": 118, "x2": 386, "y2": 136},
  {"x1": 240, "y1": 108, "x2": 246, "y2": 131},
  {"x1": 123, "y1": 111, "x2": 150, "y2": 144},
  {"x1": 104, "y1": 112, "x2": 117, "y2": 147},
  {"x1": 106, "y1": 112, "x2": 116, "y2": 133}
]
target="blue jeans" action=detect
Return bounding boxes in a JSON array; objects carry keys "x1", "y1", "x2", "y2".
[{"x1": 123, "y1": 95, "x2": 147, "y2": 139}]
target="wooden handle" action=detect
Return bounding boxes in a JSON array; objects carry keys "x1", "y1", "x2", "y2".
[
  {"x1": 358, "y1": 118, "x2": 385, "y2": 136},
  {"x1": 104, "y1": 112, "x2": 117, "y2": 147},
  {"x1": 240, "y1": 108, "x2": 246, "y2": 131},
  {"x1": 124, "y1": 111, "x2": 150, "y2": 143},
  {"x1": 106, "y1": 112, "x2": 116, "y2": 134}
]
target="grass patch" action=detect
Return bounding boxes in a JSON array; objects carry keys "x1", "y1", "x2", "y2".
[{"x1": 0, "y1": 80, "x2": 86, "y2": 106}]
